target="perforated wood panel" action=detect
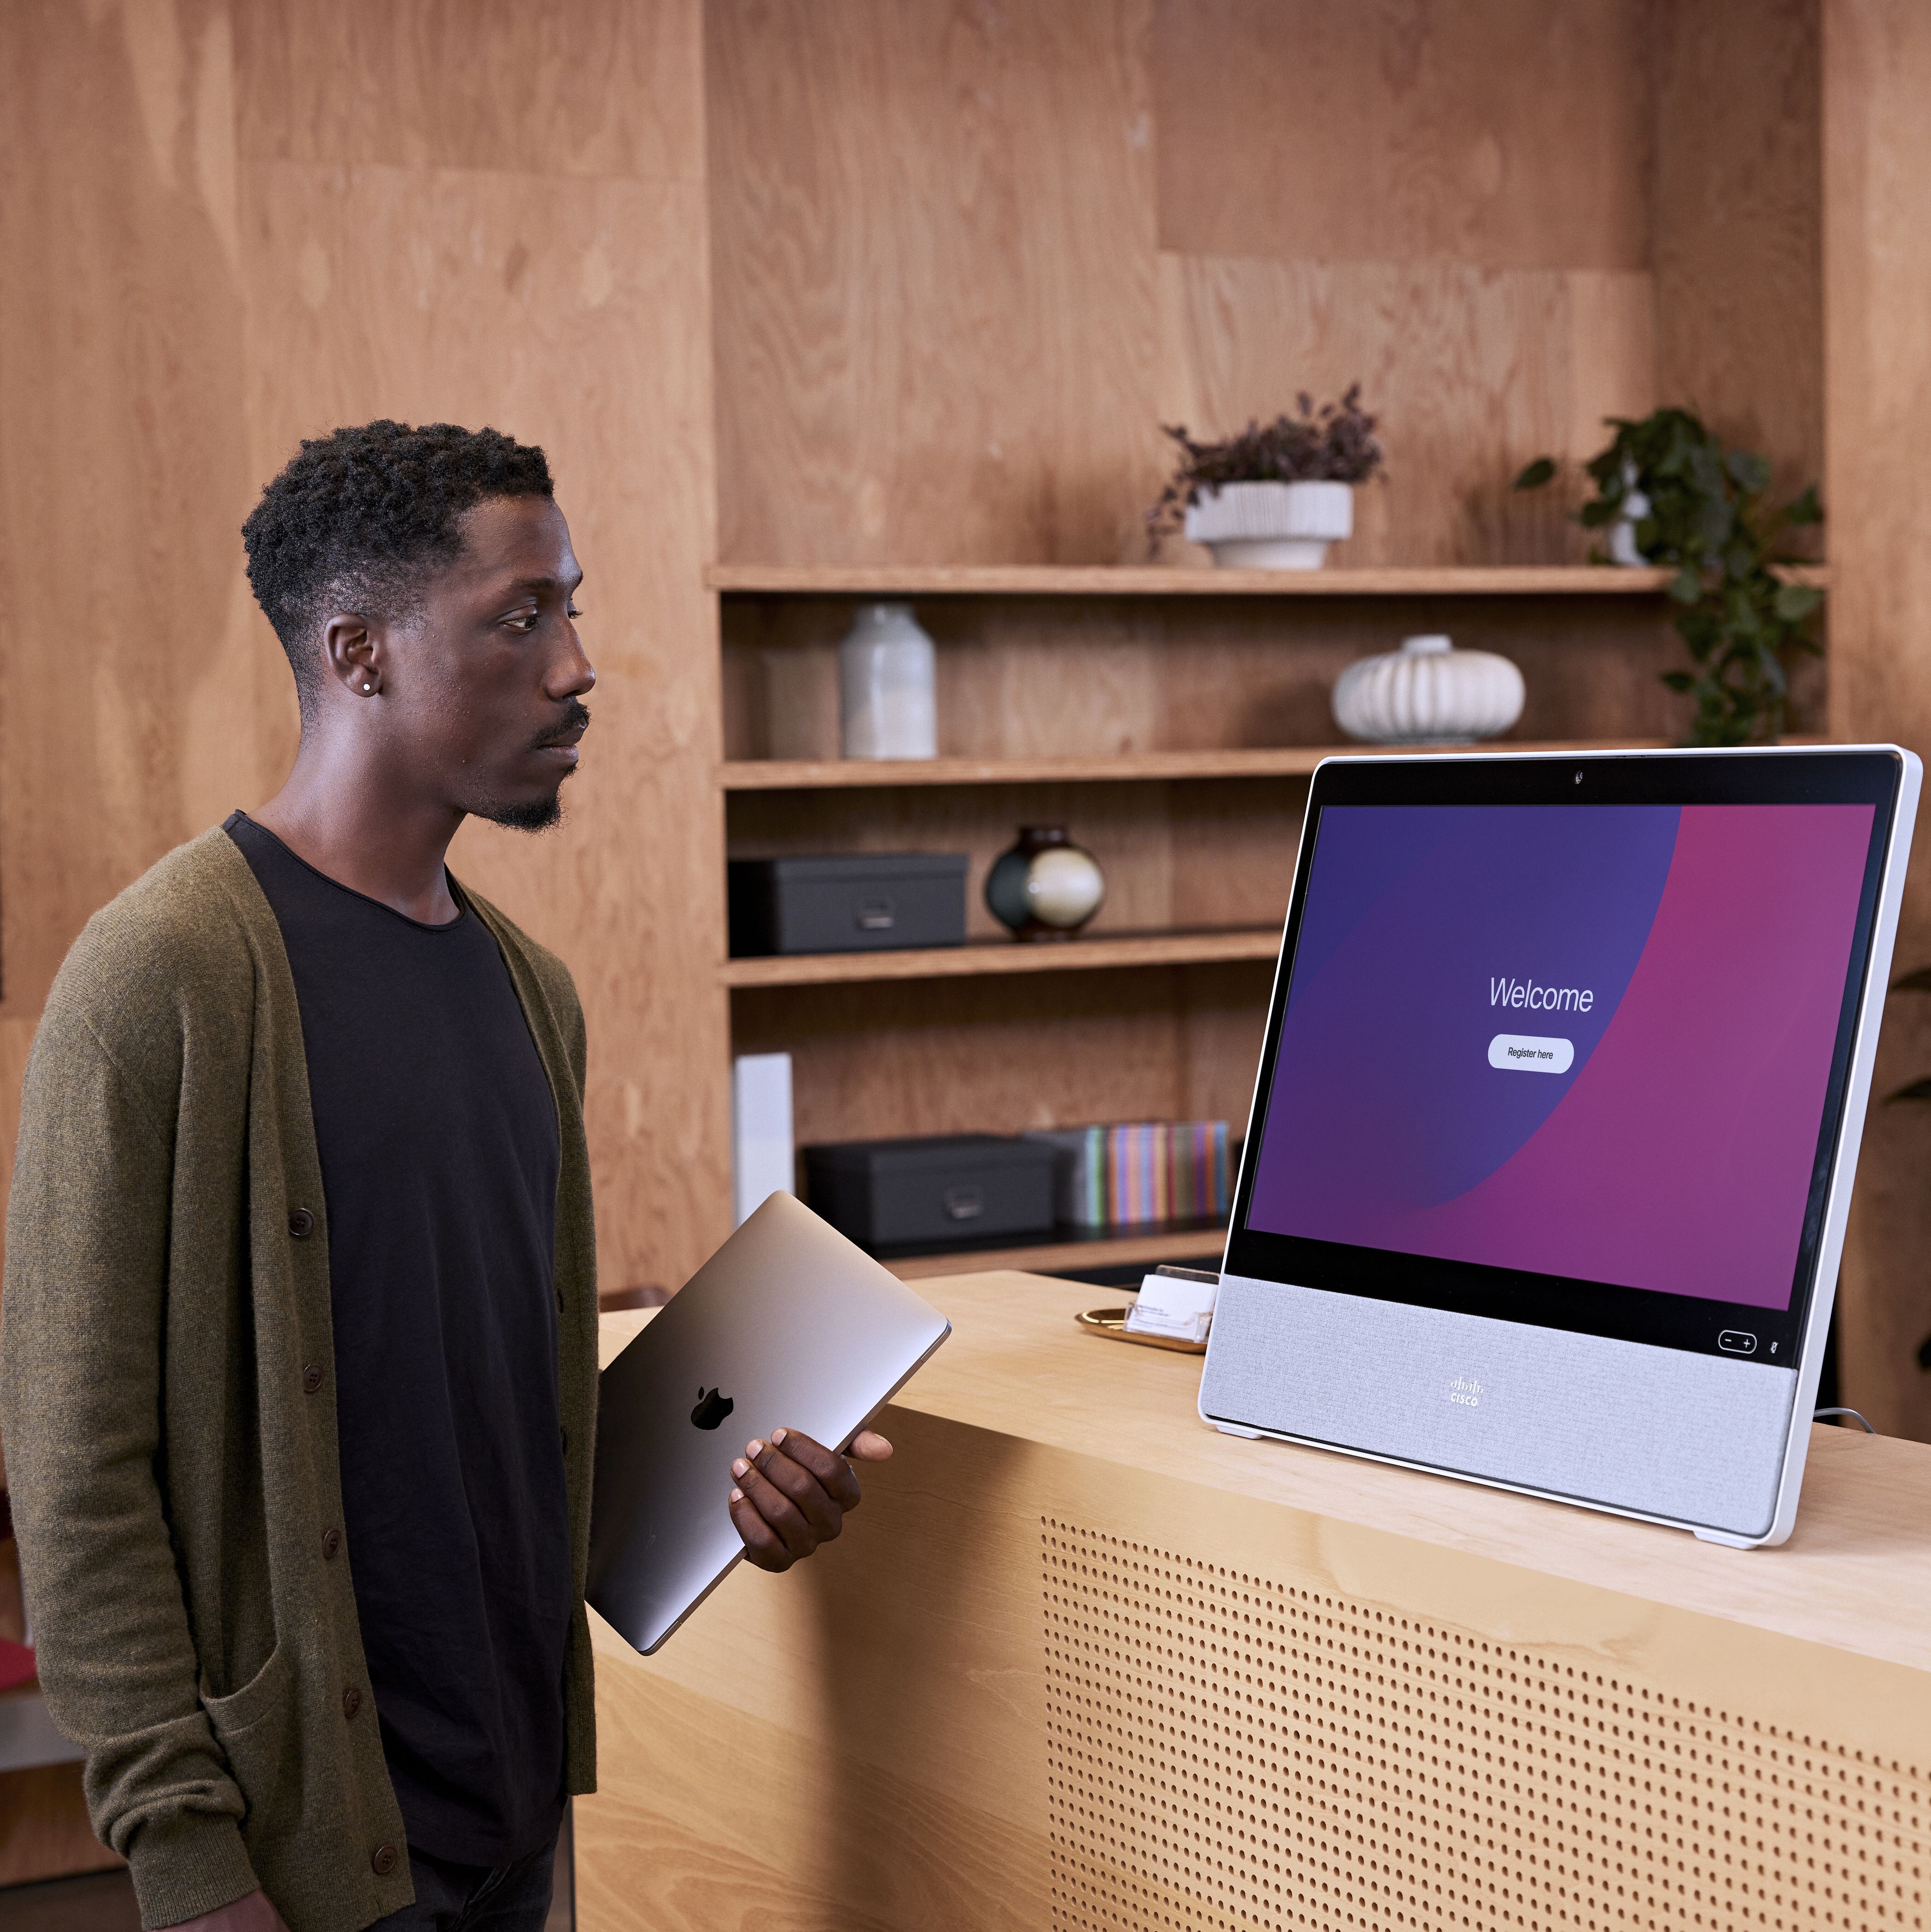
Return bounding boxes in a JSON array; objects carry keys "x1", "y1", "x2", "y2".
[{"x1": 1043, "y1": 1519, "x2": 1926, "y2": 1932}]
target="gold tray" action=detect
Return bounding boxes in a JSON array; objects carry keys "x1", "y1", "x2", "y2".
[{"x1": 1076, "y1": 1307, "x2": 1208, "y2": 1355}]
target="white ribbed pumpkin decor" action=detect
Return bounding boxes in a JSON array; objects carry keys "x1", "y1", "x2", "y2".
[{"x1": 1331, "y1": 634, "x2": 1525, "y2": 745}]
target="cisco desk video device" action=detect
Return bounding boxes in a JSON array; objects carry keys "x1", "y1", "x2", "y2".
[{"x1": 1200, "y1": 746, "x2": 1920, "y2": 1546}]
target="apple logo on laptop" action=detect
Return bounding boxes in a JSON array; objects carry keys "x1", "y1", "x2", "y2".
[{"x1": 691, "y1": 1386, "x2": 735, "y2": 1431}]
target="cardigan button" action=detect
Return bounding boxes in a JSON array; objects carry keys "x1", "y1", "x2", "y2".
[
  {"x1": 302, "y1": 1364, "x2": 323, "y2": 1394},
  {"x1": 342, "y1": 1686, "x2": 363, "y2": 1720},
  {"x1": 372, "y1": 1844, "x2": 398, "y2": 1877},
  {"x1": 321, "y1": 1527, "x2": 342, "y2": 1560},
  {"x1": 288, "y1": 1207, "x2": 316, "y2": 1239}
]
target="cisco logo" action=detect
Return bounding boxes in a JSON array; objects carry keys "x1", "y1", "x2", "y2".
[{"x1": 1448, "y1": 1376, "x2": 1482, "y2": 1408}]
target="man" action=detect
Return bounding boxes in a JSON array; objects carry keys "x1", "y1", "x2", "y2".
[{"x1": 0, "y1": 421, "x2": 887, "y2": 1931}]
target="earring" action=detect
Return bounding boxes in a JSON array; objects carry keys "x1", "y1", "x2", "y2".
[{"x1": 363, "y1": 682, "x2": 376, "y2": 694}]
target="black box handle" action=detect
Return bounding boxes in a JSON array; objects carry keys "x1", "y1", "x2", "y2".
[{"x1": 942, "y1": 1186, "x2": 985, "y2": 1221}]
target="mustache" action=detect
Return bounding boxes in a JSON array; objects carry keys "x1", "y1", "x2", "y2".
[{"x1": 533, "y1": 699, "x2": 591, "y2": 750}]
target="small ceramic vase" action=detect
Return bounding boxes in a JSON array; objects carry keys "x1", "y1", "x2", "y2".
[
  {"x1": 838, "y1": 602, "x2": 937, "y2": 759},
  {"x1": 985, "y1": 827, "x2": 1106, "y2": 942},
  {"x1": 1331, "y1": 634, "x2": 1525, "y2": 745}
]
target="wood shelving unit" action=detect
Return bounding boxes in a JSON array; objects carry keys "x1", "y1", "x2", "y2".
[
  {"x1": 711, "y1": 563, "x2": 1829, "y2": 598},
  {"x1": 720, "y1": 928, "x2": 1281, "y2": 988},
  {"x1": 717, "y1": 563, "x2": 1679, "y2": 596},
  {"x1": 715, "y1": 565, "x2": 1831, "y2": 1277},
  {"x1": 721, "y1": 740, "x2": 1672, "y2": 792}
]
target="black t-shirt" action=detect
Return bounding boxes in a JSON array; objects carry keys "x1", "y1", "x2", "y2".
[{"x1": 225, "y1": 812, "x2": 570, "y2": 1865}]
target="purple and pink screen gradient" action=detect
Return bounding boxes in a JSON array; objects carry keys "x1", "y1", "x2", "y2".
[{"x1": 1246, "y1": 804, "x2": 1874, "y2": 1308}]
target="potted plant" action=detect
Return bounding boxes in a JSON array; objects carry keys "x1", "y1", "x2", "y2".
[
  {"x1": 1871, "y1": 964, "x2": 1931, "y2": 1380},
  {"x1": 1513, "y1": 408, "x2": 1824, "y2": 745},
  {"x1": 1148, "y1": 386, "x2": 1383, "y2": 569}
]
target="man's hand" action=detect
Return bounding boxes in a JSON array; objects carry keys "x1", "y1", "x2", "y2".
[
  {"x1": 169, "y1": 1890, "x2": 292, "y2": 1931},
  {"x1": 728, "y1": 1425, "x2": 892, "y2": 1572}
]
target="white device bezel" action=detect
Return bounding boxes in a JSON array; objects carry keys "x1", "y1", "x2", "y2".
[{"x1": 1198, "y1": 744, "x2": 1920, "y2": 1548}]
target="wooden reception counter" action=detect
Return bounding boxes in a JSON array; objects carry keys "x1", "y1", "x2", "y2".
[{"x1": 580, "y1": 1273, "x2": 1931, "y2": 1932}]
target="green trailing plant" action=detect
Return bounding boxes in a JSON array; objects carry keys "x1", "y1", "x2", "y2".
[
  {"x1": 1147, "y1": 385, "x2": 1383, "y2": 553},
  {"x1": 1513, "y1": 408, "x2": 1823, "y2": 746},
  {"x1": 1880, "y1": 966, "x2": 1931, "y2": 1106},
  {"x1": 1878, "y1": 966, "x2": 1931, "y2": 1375}
]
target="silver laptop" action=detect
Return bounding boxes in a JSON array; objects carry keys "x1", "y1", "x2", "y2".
[
  {"x1": 588, "y1": 1189, "x2": 951, "y2": 1653},
  {"x1": 1200, "y1": 745, "x2": 1919, "y2": 1548}
]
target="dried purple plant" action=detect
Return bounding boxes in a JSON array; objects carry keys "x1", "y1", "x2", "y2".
[{"x1": 1147, "y1": 385, "x2": 1384, "y2": 552}]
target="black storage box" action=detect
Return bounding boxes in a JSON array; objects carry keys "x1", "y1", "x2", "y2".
[
  {"x1": 804, "y1": 1134, "x2": 1059, "y2": 1251},
  {"x1": 728, "y1": 853, "x2": 969, "y2": 957}
]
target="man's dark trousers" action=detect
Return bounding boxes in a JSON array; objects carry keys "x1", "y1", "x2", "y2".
[{"x1": 367, "y1": 1830, "x2": 560, "y2": 1930}]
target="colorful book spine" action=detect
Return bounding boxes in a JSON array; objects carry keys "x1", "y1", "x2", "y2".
[{"x1": 1023, "y1": 1120, "x2": 1232, "y2": 1229}]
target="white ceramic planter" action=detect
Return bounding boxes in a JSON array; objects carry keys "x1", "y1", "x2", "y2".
[
  {"x1": 1184, "y1": 480, "x2": 1353, "y2": 569},
  {"x1": 1607, "y1": 459, "x2": 1650, "y2": 567},
  {"x1": 1331, "y1": 634, "x2": 1525, "y2": 745}
]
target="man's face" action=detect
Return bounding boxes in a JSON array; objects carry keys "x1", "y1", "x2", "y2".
[{"x1": 380, "y1": 494, "x2": 595, "y2": 830}]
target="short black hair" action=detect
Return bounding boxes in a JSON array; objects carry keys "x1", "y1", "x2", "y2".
[{"x1": 241, "y1": 419, "x2": 553, "y2": 707}]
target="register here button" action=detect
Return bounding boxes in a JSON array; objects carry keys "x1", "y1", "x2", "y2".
[{"x1": 1488, "y1": 1033, "x2": 1574, "y2": 1074}]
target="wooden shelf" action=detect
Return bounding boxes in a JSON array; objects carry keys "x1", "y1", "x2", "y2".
[
  {"x1": 720, "y1": 928, "x2": 1280, "y2": 988},
  {"x1": 709, "y1": 563, "x2": 1830, "y2": 598},
  {"x1": 881, "y1": 1219, "x2": 1229, "y2": 1282},
  {"x1": 721, "y1": 739, "x2": 1671, "y2": 791}
]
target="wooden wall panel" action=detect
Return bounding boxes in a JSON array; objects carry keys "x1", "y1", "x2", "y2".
[
  {"x1": 0, "y1": 0, "x2": 726, "y2": 1303},
  {"x1": 1151, "y1": 0, "x2": 1651, "y2": 273},
  {"x1": 234, "y1": 152, "x2": 730, "y2": 1290},
  {"x1": 232, "y1": 0, "x2": 701, "y2": 181},
  {"x1": 1652, "y1": 1, "x2": 1824, "y2": 509},
  {"x1": 1156, "y1": 254, "x2": 1655, "y2": 567},
  {"x1": 0, "y1": 0, "x2": 290, "y2": 1020},
  {"x1": 708, "y1": 1, "x2": 1667, "y2": 572},
  {"x1": 706, "y1": 0, "x2": 1164, "y2": 566},
  {"x1": 1823, "y1": 0, "x2": 1931, "y2": 1441}
]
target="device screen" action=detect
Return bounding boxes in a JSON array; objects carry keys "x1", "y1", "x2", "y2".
[
  {"x1": 1247, "y1": 801, "x2": 1872, "y2": 1311},
  {"x1": 1225, "y1": 757, "x2": 1900, "y2": 1362}
]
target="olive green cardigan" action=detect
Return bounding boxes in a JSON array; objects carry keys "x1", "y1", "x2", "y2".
[{"x1": 0, "y1": 828, "x2": 600, "y2": 1931}]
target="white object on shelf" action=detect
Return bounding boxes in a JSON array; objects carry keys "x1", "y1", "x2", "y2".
[
  {"x1": 1331, "y1": 633, "x2": 1525, "y2": 745},
  {"x1": 1608, "y1": 458, "x2": 1651, "y2": 567},
  {"x1": 731, "y1": 1052, "x2": 794, "y2": 1227},
  {"x1": 1124, "y1": 1270, "x2": 1219, "y2": 1343},
  {"x1": 1184, "y1": 480, "x2": 1353, "y2": 570},
  {"x1": 837, "y1": 602, "x2": 938, "y2": 759}
]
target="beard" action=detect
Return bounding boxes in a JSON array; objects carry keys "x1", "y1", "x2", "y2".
[
  {"x1": 475, "y1": 698, "x2": 590, "y2": 831},
  {"x1": 483, "y1": 790, "x2": 565, "y2": 832},
  {"x1": 479, "y1": 776, "x2": 569, "y2": 832}
]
